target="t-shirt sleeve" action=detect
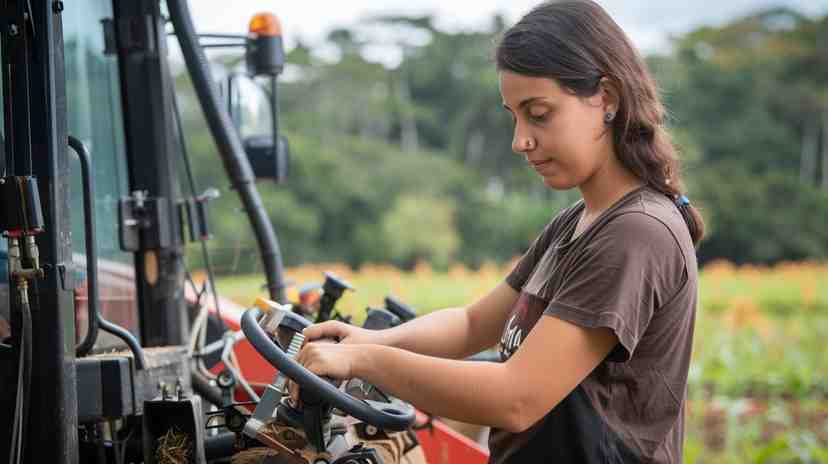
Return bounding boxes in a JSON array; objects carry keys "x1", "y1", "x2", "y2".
[
  {"x1": 505, "y1": 221, "x2": 557, "y2": 292},
  {"x1": 543, "y1": 212, "x2": 687, "y2": 362}
]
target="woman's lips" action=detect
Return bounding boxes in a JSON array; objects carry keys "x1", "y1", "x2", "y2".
[{"x1": 528, "y1": 158, "x2": 553, "y2": 168}]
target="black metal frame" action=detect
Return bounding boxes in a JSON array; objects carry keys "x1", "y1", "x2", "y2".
[
  {"x1": 0, "y1": 0, "x2": 79, "y2": 462},
  {"x1": 0, "y1": 0, "x2": 291, "y2": 461},
  {"x1": 112, "y1": 0, "x2": 188, "y2": 347}
]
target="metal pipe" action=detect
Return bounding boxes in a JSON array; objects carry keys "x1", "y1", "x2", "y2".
[
  {"x1": 70, "y1": 135, "x2": 99, "y2": 358},
  {"x1": 167, "y1": 0, "x2": 287, "y2": 303},
  {"x1": 68, "y1": 136, "x2": 146, "y2": 369},
  {"x1": 270, "y1": 74, "x2": 279, "y2": 178},
  {"x1": 200, "y1": 43, "x2": 246, "y2": 49}
]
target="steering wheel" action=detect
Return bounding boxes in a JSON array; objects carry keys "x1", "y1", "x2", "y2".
[{"x1": 240, "y1": 307, "x2": 416, "y2": 431}]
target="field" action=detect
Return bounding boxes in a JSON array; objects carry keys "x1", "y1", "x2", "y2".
[{"x1": 216, "y1": 260, "x2": 828, "y2": 463}]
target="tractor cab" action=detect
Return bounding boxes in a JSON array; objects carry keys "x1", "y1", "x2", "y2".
[{"x1": 0, "y1": 2, "x2": 487, "y2": 463}]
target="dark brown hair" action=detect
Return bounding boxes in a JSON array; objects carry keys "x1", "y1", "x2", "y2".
[{"x1": 496, "y1": 0, "x2": 704, "y2": 246}]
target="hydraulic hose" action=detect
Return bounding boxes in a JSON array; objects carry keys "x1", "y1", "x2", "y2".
[
  {"x1": 8, "y1": 283, "x2": 31, "y2": 464},
  {"x1": 167, "y1": 0, "x2": 287, "y2": 303}
]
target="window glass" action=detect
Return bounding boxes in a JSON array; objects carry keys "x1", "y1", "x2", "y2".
[{"x1": 64, "y1": 0, "x2": 138, "y2": 348}]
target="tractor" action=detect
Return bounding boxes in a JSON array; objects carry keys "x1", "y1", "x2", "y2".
[{"x1": 0, "y1": 1, "x2": 491, "y2": 463}]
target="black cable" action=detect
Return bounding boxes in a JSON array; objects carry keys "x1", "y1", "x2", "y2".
[
  {"x1": 8, "y1": 285, "x2": 31, "y2": 464},
  {"x1": 168, "y1": 76, "x2": 228, "y2": 335}
]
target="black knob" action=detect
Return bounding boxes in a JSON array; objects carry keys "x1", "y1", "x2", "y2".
[
  {"x1": 322, "y1": 272, "x2": 353, "y2": 299},
  {"x1": 317, "y1": 272, "x2": 354, "y2": 322}
]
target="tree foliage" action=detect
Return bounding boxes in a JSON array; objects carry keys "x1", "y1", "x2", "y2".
[{"x1": 177, "y1": 6, "x2": 828, "y2": 271}]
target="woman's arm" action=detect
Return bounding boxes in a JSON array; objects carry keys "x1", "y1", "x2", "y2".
[
  {"x1": 295, "y1": 315, "x2": 618, "y2": 432},
  {"x1": 380, "y1": 281, "x2": 519, "y2": 358},
  {"x1": 303, "y1": 281, "x2": 519, "y2": 359}
]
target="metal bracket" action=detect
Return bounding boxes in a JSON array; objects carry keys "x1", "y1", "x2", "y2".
[
  {"x1": 113, "y1": 15, "x2": 157, "y2": 56},
  {"x1": 118, "y1": 190, "x2": 170, "y2": 251},
  {"x1": 180, "y1": 188, "x2": 219, "y2": 243}
]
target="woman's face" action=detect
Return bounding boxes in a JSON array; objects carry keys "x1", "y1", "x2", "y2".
[{"x1": 499, "y1": 70, "x2": 613, "y2": 190}]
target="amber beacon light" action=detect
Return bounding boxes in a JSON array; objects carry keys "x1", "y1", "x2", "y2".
[
  {"x1": 249, "y1": 12, "x2": 282, "y2": 37},
  {"x1": 246, "y1": 12, "x2": 285, "y2": 76}
]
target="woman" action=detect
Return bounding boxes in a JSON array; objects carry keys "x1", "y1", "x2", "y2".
[{"x1": 291, "y1": 1, "x2": 702, "y2": 462}]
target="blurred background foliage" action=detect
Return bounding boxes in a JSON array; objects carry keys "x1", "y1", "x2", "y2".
[{"x1": 175, "y1": 7, "x2": 828, "y2": 273}]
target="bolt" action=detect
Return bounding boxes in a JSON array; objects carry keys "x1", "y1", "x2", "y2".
[
  {"x1": 364, "y1": 425, "x2": 378, "y2": 437},
  {"x1": 9, "y1": 23, "x2": 20, "y2": 37}
]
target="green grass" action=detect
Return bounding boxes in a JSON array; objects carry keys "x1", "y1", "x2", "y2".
[{"x1": 214, "y1": 261, "x2": 828, "y2": 462}]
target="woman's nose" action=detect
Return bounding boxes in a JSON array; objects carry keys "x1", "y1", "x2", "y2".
[{"x1": 512, "y1": 132, "x2": 536, "y2": 154}]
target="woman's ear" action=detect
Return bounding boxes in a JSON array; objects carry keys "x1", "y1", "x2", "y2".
[{"x1": 599, "y1": 77, "x2": 620, "y2": 115}]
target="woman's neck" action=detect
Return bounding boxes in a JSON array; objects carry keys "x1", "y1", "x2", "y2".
[{"x1": 578, "y1": 153, "x2": 644, "y2": 216}]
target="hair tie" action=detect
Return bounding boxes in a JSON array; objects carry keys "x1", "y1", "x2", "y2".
[{"x1": 675, "y1": 195, "x2": 690, "y2": 207}]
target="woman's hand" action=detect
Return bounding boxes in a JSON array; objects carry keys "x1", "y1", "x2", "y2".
[
  {"x1": 287, "y1": 341, "x2": 368, "y2": 404},
  {"x1": 302, "y1": 320, "x2": 384, "y2": 346},
  {"x1": 285, "y1": 321, "x2": 388, "y2": 406}
]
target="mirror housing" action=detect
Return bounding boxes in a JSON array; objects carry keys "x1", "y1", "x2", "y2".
[
  {"x1": 227, "y1": 73, "x2": 289, "y2": 183},
  {"x1": 243, "y1": 134, "x2": 289, "y2": 183}
]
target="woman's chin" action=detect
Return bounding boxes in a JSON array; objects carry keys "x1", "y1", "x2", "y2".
[{"x1": 541, "y1": 174, "x2": 575, "y2": 190}]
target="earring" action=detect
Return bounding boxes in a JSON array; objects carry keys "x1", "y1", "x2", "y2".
[{"x1": 604, "y1": 112, "x2": 615, "y2": 124}]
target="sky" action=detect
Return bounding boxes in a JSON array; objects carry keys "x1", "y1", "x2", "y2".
[{"x1": 191, "y1": 0, "x2": 827, "y2": 60}]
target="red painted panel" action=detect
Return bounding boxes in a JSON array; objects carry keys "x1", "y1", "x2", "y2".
[
  {"x1": 415, "y1": 413, "x2": 490, "y2": 464},
  {"x1": 213, "y1": 302, "x2": 492, "y2": 464}
]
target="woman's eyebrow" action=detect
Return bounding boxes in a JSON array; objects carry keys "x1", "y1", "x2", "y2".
[{"x1": 502, "y1": 97, "x2": 550, "y2": 111}]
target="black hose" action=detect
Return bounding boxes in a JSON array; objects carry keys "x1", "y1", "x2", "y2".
[
  {"x1": 204, "y1": 432, "x2": 236, "y2": 460},
  {"x1": 68, "y1": 136, "x2": 147, "y2": 370},
  {"x1": 191, "y1": 368, "x2": 224, "y2": 408},
  {"x1": 18, "y1": 294, "x2": 30, "y2": 464},
  {"x1": 8, "y1": 287, "x2": 31, "y2": 464},
  {"x1": 167, "y1": 0, "x2": 287, "y2": 303}
]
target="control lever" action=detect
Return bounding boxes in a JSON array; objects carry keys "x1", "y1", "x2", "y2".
[
  {"x1": 384, "y1": 296, "x2": 417, "y2": 323},
  {"x1": 363, "y1": 308, "x2": 400, "y2": 331},
  {"x1": 316, "y1": 272, "x2": 354, "y2": 323}
]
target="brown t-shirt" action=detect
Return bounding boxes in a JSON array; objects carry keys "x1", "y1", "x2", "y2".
[{"x1": 489, "y1": 186, "x2": 698, "y2": 464}]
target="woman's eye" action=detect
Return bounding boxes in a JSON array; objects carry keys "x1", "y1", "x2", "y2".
[{"x1": 529, "y1": 112, "x2": 548, "y2": 123}]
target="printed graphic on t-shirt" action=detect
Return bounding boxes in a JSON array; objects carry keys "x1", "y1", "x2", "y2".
[{"x1": 498, "y1": 292, "x2": 547, "y2": 361}]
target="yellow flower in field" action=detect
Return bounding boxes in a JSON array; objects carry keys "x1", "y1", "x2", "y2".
[
  {"x1": 448, "y1": 263, "x2": 469, "y2": 278},
  {"x1": 722, "y1": 296, "x2": 771, "y2": 338},
  {"x1": 414, "y1": 261, "x2": 433, "y2": 277},
  {"x1": 703, "y1": 259, "x2": 737, "y2": 278}
]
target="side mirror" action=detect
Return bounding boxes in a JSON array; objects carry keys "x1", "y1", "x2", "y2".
[{"x1": 227, "y1": 73, "x2": 289, "y2": 182}]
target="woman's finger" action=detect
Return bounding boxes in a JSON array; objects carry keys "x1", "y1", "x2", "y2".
[{"x1": 303, "y1": 321, "x2": 345, "y2": 342}]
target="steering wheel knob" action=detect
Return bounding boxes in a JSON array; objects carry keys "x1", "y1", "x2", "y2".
[{"x1": 241, "y1": 307, "x2": 415, "y2": 431}]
